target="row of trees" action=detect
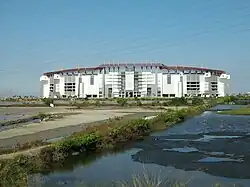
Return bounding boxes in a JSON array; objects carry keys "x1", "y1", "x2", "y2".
[
  {"x1": 218, "y1": 94, "x2": 250, "y2": 104},
  {"x1": 41, "y1": 94, "x2": 250, "y2": 107},
  {"x1": 41, "y1": 97, "x2": 205, "y2": 107}
]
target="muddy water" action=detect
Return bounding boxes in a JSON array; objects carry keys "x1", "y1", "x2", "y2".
[{"x1": 29, "y1": 105, "x2": 250, "y2": 187}]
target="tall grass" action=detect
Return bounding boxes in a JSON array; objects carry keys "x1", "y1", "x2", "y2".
[
  {"x1": 77, "y1": 170, "x2": 240, "y2": 187},
  {"x1": 112, "y1": 174, "x2": 235, "y2": 187}
]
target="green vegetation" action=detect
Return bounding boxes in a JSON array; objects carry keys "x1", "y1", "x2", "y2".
[
  {"x1": 216, "y1": 94, "x2": 250, "y2": 105},
  {"x1": 191, "y1": 97, "x2": 204, "y2": 105},
  {"x1": 169, "y1": 97, "x2": 187, "y2": 106},
  {"x1": 41, "y1": 98, "x2": 54, "y2": 106},
  {"x1": 116, "y1": 98, "x2": 128, "y2": 106},
  {"x1": 221, "y1": 95, "x2": 238, "y2": 104},
  {"x1": 217, "y1": 107, "x2": 250, "y2": 115},
  {"x1": 233, "y1": 93, "x2": 250, "y2": 100},
  {"x1": 94, "y1": 100, "x2": 101, "y2": 107},
  {"x1": 0, "y1": 156, "x2": 32, "y2": 187},
  {"x1": 136, "y1": 99, "x2": 142, "y2": 106},
  {"x1": 36, "y1": 112, "x2": 50, "y2": 120},
  {"x1": 0, "y1": 96, "x2": 219, "y2": 108},
  {"x1": 2, "y1": 94, "x2": 250, "y2": 108}
]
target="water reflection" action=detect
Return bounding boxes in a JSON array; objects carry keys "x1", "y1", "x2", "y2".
[
  {"x1": 131, "y1": 133, "x2": 250, "y2": 178},
  {"x1": 131, "y1": 106, "x2": 250, "y2": 179}
]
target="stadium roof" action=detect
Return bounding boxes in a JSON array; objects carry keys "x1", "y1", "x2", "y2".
[{"x1": 43, "y1": 63, "x2": 226, "y2": 75}]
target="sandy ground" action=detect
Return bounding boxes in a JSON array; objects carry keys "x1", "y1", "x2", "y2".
[
  {"x1": 0, "y1": 108, "x2": 165, "y2": 151},
  {"x1": 0, "y1": 109, "x2": 134, "y2": 139}
]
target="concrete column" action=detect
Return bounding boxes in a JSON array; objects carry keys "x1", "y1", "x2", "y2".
[
  {"x1": 154, "y1": 68, "x2": 158, "y2": 97},
  {"x1": 102, "y1": 69, "x2": 106, "y2": 98}
]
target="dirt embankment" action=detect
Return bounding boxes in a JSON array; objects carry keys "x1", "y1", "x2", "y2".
[{"x1": 0, "y1": 107, "x2": 167, "y2": 154}]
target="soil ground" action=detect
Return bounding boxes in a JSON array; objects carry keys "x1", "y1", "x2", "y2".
[{"x1": 0, "y1": 107, "x2": 168, "y2": 151}]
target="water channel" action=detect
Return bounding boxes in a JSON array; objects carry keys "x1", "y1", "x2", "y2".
[{"x1": 29, "y1": 105, "x2": 250, "y2": 187}]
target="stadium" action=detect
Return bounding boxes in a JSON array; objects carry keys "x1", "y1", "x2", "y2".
[{"x1": 40, "y1": 62, "x2": 230, "y2": 98}]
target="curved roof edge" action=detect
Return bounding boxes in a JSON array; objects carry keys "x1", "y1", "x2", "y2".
[{"x1": 43, "y1": 63, "x2": 226, "y2": 75}]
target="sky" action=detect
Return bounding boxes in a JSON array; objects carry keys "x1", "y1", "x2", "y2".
[{"x1": 0, "y1": 0, "x2": 250, "y2": 96}]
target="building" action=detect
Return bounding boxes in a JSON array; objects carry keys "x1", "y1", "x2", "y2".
[{"x1": 40, "y1": 63, "x2": 230, "y2": 98}]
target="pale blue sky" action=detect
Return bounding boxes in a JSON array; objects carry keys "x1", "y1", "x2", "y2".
[{"x1": 0, "y1": 0, "x2": 250, "y2": 96}]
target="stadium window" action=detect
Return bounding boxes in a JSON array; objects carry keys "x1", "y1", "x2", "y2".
[
  {"x1": 90, "y1": 75, "x2": 94, "y2": 85},
  {"x1": 167, "y1": 74, "x2": 171, "y2": 84}
]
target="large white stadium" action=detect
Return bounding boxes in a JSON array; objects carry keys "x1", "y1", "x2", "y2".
[{"x1": 40, "y1": 63, "x2": 230, "y2": 98}]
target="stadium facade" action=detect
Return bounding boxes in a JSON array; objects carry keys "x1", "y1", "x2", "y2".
[{"x1": 40, "y1": 63, "x2": 230, "y2": 98}]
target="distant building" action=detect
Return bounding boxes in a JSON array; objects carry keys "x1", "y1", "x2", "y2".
[{"x1": 40, "y1": 63, "x2": 230, "y2": 98}]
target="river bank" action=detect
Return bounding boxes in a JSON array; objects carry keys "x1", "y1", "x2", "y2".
[
  {"x1": 0, "y1": 107, "x2": 169, "y2": 155},
  {"x1": 29, "y1": 104, "x2": 250, "y2": 187},
  {"x1": 0, "y1": 104, "x2": 212, "y2": 187}
]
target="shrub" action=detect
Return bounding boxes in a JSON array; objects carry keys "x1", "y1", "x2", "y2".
[
  {"x1": 191, "y1": 97, "x2": 204, "y2": 106},
  {"x1": 108, "y1": 119, "x2": 150, "y2": 143},
  {"x1": 136, "y1": 99, "x2": 142, "y2": 106},
  {"x1": 160, "y1": 112, "x2": 182, "y2": 124},
  {"x1": 41, "y1": 98, "x2": 54, "y2": 106},
  {"x1": 222, "y1": 95, "x2": 237, "y2": 104},
  {"x1": 162, "y1": 101, "x2": 168, "y2": 106},
  {"x1": 0, "y1": 155, "x2": 36, "y2": 187},
  {"x1": 54, "y1": 132, "x2": 102, "y2": 153},
  {"x1": 170, "y1": 97, "x2": 187, "y2": 106},
  {"x1": 94, "y1": 100, "x2": 101, "y2": 107},
  {"x1": 116, "y1": 98, "x2": 128, "y2": 106},
  {"x1": 37, "y1": 112, "x2": 49, "y2": 120}
]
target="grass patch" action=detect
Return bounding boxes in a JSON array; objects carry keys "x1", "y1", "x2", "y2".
[
  {"x1": 0, "y1": 104, "x2": 213, "y2": 187},
  {"x1": 217, "y1": 107, "x2": 250, "y2": 115}
]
